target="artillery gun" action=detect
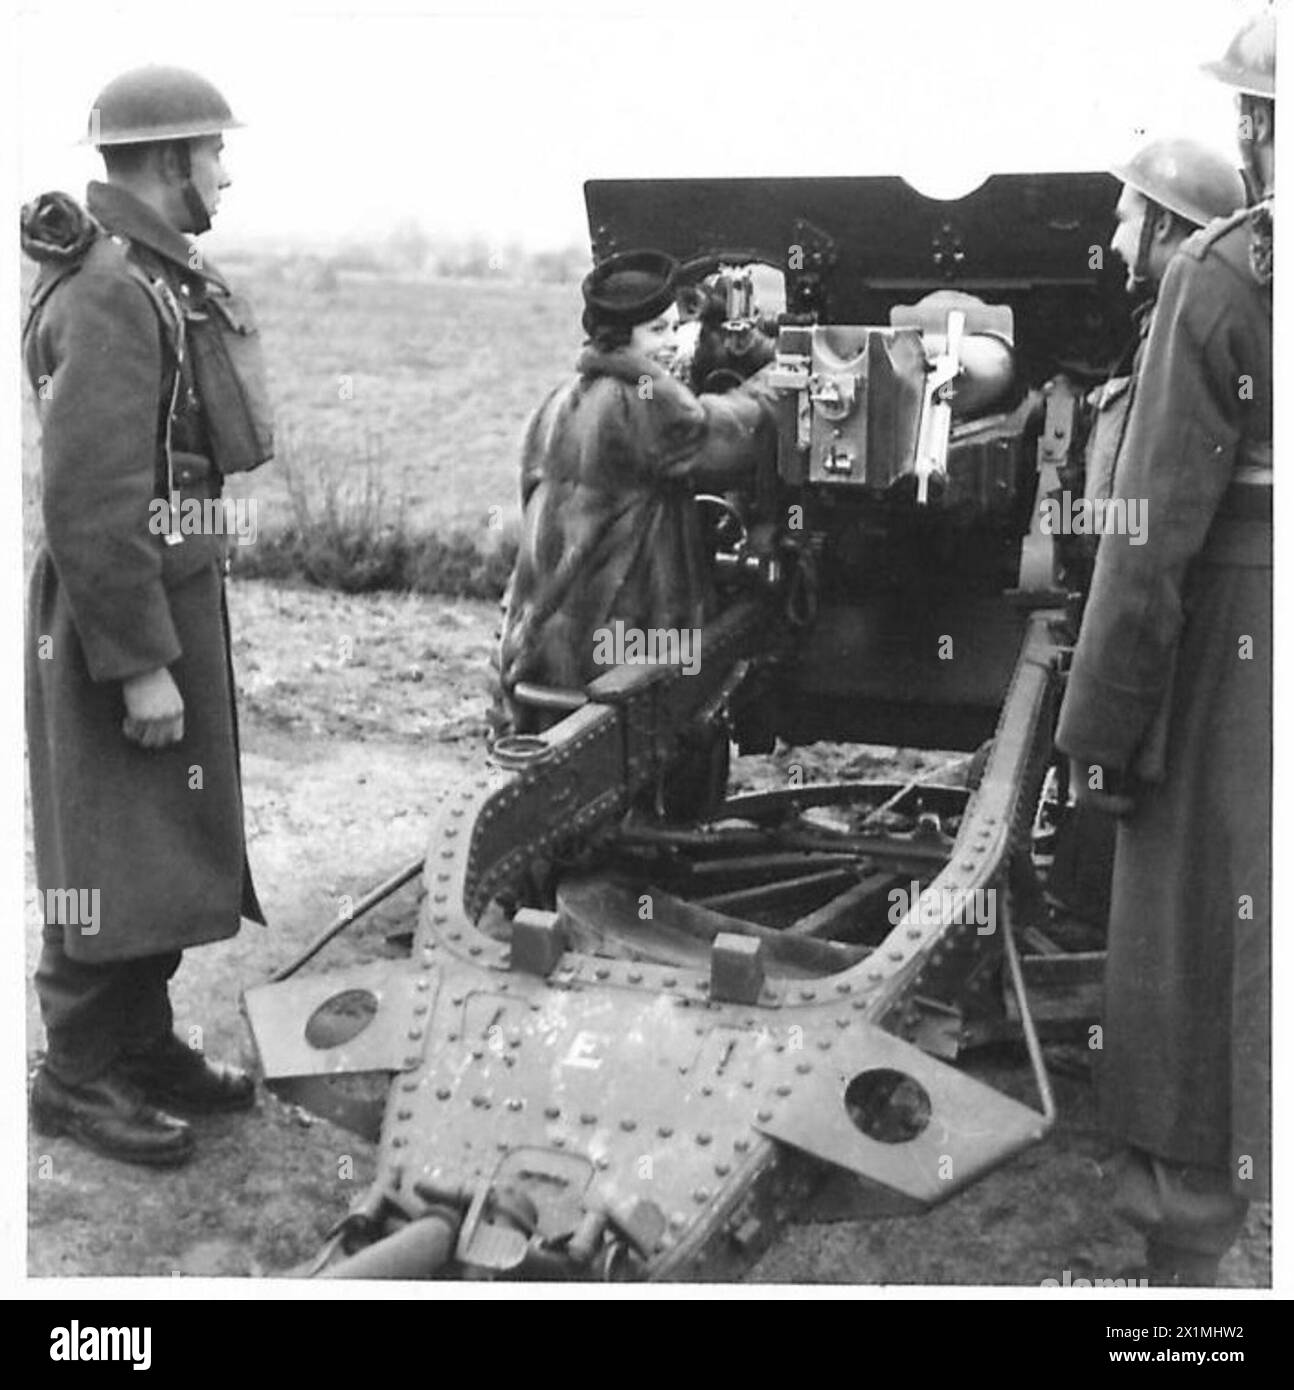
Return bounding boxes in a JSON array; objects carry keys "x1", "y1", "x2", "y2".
[{"x1": 244, "y1": 172, "x2": 1130, "y2": 1280}]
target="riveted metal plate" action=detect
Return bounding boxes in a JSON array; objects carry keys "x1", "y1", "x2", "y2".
[
  {"x1": 384, "y1": 966, "x2": 825, "y2": 1250},
  {"x1": 754, "y1": 1021, "x2": 1047, "y2": 1203},
  {"x1": 244, "y1": 961, "x2": 428, "y2": 1079}
]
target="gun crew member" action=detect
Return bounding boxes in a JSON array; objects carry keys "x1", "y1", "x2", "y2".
[
  {"x1": 1055, "y1": 10, "x2": 1274, "y2": 1286},
  {"x1": 23, "y1": 66, "x2": 274, "y2": 1166},
  {"x1": 1083, "y1": 137, "x2": 1246, "y2": 514}
]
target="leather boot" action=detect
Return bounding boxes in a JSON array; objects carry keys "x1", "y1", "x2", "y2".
[
  {"x1": 30, "y1": 1065, "x2": 194, "y2": 1167},
  {"x1": 1144, "y1": 1240, "x2": 1222, "y2": 1287},
  {"x1": 117, "y1": 1033, "x2": 256, "y2": 1114}
]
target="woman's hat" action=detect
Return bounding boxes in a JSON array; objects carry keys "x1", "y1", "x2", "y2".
[{"x1": 581, "y1": 249, "x2": 679, "y2": 328}]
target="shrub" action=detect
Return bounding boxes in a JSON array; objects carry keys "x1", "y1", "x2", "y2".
[{"x1": 231, "y1": 427, "x2": 517, "y2": 600}]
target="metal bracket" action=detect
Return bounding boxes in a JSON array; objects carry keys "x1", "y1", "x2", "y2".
[
  {"x1": 510, "y1": 908, "x2": 566, "y2": 977},
  {"x1": 243, "y1": 960, "x2": 426, "y2": 1079},
  {"x1": 755, "y1": 1020, "x2": 1049, "y2": 1204}
]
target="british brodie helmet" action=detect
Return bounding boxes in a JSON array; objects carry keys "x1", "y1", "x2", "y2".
[
  {"x1": 1110, "y1": 138, "x2": 1247, "y2": 228},
  {"x1": 85, "y1": 65, "x2": 242, "y2": 146},
  {"x1": 1202, "y1": 8, "x2": 1276, "y2": 98}
]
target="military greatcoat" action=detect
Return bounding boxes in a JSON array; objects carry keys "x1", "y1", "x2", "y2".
[
  {"x1": 1056, "y1": 202, "x2": 1272, "y2": 1200},
  {"x1": 24, "y1": 181, "x2": 263, "y2": 963}
]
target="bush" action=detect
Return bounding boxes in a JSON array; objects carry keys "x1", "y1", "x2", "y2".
[{"x1": 231, "y1": 428, "x2": 517, "y2": 600}]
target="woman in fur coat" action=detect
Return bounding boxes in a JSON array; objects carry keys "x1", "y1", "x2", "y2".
[{"x1": 498, "y1": 249, "x2": 777, "y2": 732}]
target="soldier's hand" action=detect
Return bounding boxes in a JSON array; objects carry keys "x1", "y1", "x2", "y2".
[
  {"x1": 1068, "y1": 756, "x2": 1135, "y2": 818},
  {"x1": 122, "y1": 667, "x2": 185, "y2": 748}
]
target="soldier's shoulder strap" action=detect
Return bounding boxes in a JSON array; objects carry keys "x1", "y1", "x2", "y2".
[
  {"x1": 1182, "y1": 206, "x2": 1249, "y2": 260},
  {"x1": 24, "y1": 228, "x2": 184, "y2": 362},
  {"x1": 1182, "y1": 198, "x2": 1274, "y2": 284},
  {"x1": 21, "y1": 237, "x2": 107, "y2": 337}
]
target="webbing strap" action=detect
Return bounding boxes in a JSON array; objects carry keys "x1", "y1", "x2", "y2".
[{"x1": 26, "y1": 231, "x2": 191, "y2": 544}]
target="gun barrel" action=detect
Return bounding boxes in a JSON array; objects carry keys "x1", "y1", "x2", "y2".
[{"x1": 316, "y1": 1214, "x2": 458, "y2": 1280}]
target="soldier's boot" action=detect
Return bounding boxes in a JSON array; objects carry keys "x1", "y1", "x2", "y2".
[
  {"x1": 30, "y1": 1064, "x2": 194, "y2": 1168},
  {"x1": 116, "y1": 1032, "x2": 256, "y2": 1115},
  {"x1": 1123, "y1": 1241, "x2": 1221, "y2": 1288},
  {"x1": 1109, "y1": 1149, "x2": 1246, "y2": 1288}
]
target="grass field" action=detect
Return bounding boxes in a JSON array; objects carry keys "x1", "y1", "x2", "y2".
[
  {"x1": 22, "y1": 259, "x2": 586, "y2": 595},
  {"x1": 227, "y1": 262, "x2": 583, "y2": 529}
]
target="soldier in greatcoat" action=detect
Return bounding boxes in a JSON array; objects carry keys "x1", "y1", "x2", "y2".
[
  {"x1": 24, "y1": 67, "x2": 271, "y2": 1165},
  {"x1": 1046, "y1": 141, "x2": 1244, "y2": 923},
  {"x1": 1082, "y1": 138, "x2": 1245, "y2": 515},
  {"x1": 1055, "y1": 11, "x2": 1274, "y2": 1284}
]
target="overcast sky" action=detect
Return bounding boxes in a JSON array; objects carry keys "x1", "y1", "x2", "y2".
[{"x1": 10, "y1": 0, "x2": 1267, "y2": 253}]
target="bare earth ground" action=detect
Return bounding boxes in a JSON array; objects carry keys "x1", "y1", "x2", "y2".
[{"x1": 25, "y1": 579, "x2": 1272, "y2": 1287}]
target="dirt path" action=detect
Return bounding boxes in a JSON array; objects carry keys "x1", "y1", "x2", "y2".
[
  {"x1": 26, "y1": 579, "x2": 1271, "y2": 1285},
  {"x1": 27, "y1": 580, "x2": 490, "y2": 1278}
]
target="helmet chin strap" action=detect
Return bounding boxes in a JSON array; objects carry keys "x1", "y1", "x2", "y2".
[
  {"x1": 181, "y1": 183, "x2": 211, "y2": 236},
  {"x1": 1125, "y1": 202, "x2": 1161, "y2": 303},
  {"x1": 174, "y1": 141, "x2": 211, "y2": 236}
]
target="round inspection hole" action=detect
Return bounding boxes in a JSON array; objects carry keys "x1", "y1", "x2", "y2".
[
  {"x1": 844, "y1": 1068, "x2": 932, "y2": 1144},
  {"x1": 304, "y1": 988, "x2": 379, "y2": 1050}
]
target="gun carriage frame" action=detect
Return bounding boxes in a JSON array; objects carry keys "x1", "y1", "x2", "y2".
[{"x1": 245, "y1": 172, "x2": 1129, "y2": 1280}]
